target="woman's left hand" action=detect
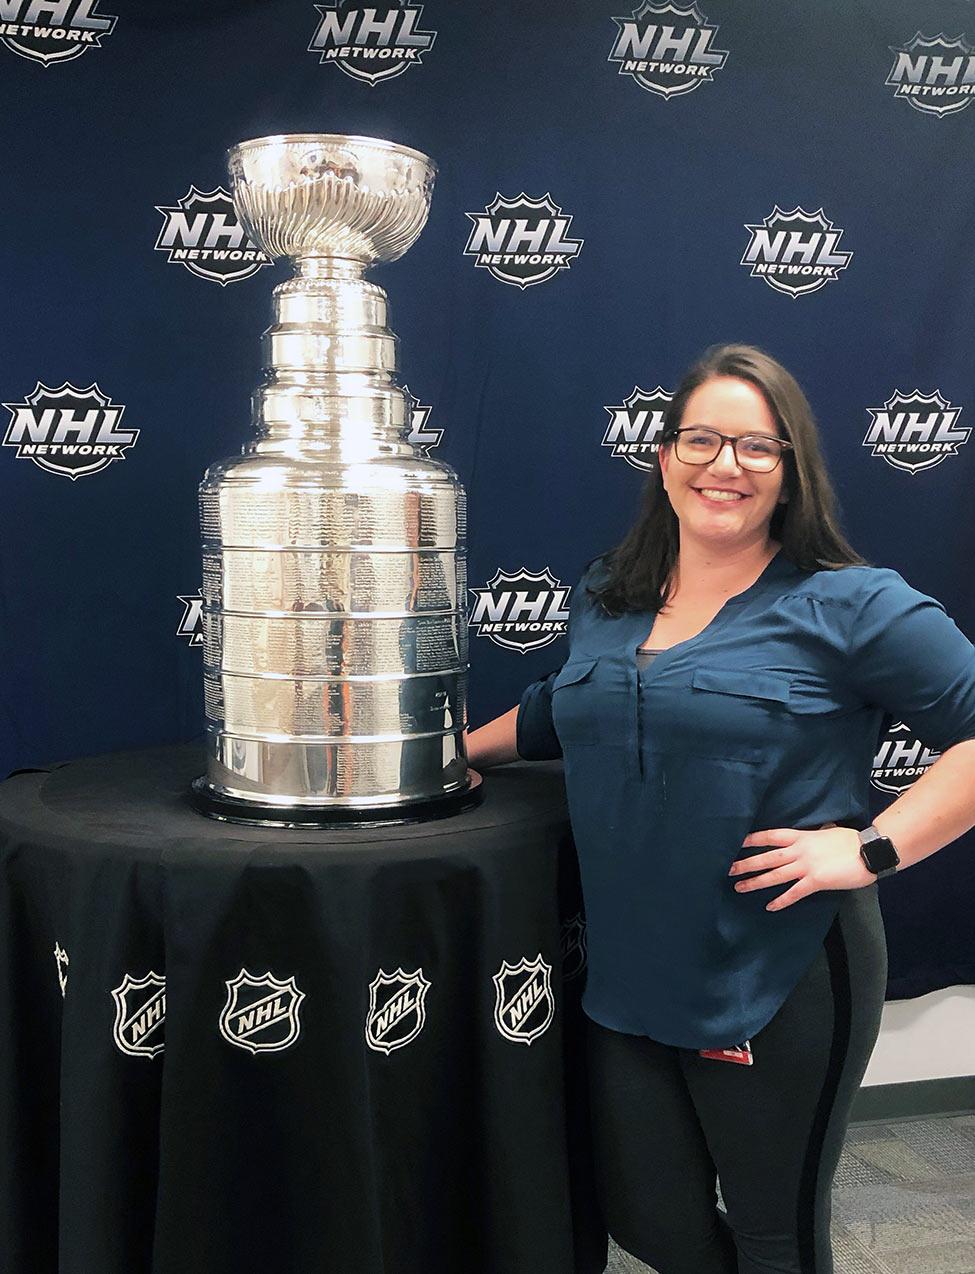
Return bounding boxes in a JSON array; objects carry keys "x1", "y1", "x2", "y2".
[{"x1": 728, "y1": 824, "x2": 876, "y2": 911}]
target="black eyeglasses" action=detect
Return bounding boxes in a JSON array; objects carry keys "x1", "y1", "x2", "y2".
[{"x1": 664, "y1": 427, "x2": 793, "y2": 473}]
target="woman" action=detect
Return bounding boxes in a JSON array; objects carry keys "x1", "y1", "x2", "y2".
[{"x1": 465, "y1": 345, "x2": 975, "y2": 1274}]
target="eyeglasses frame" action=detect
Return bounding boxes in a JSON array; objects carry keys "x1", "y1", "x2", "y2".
[{"x1": 663, "y1": 426, "x2": 794, "y2": 473}]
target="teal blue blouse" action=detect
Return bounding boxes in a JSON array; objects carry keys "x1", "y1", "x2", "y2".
[{"x1": 517, "y1": 552, "x2": 975, "y2": 1049}]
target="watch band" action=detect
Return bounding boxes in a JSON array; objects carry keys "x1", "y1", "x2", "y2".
[{"x1": 857, "y1": 825, "x2": 901, "y2": 878}]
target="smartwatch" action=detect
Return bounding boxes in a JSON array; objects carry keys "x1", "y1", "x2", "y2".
[{"x1": 857, "y1": 825, "x2": 901, "y2": 879}]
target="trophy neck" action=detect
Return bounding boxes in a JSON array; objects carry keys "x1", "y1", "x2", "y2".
[
  {"x1": 251, "y1": 262, "x2": 415, "y2": 457},
  {"x1": 294, "y1": 255, "x2": 367, "y2": 281}
]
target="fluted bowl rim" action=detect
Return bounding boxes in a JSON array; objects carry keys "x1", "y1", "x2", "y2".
[{"x1": 228, "y1": 133, "x2": 437, "y2": 175}]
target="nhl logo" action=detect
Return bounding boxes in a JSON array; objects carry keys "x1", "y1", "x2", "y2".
[
  {"x1": 493, "y1": 955, "x2": 555, "y2": 1045},
  {"x1": 176, "y1": 592, "x2": 204, "y2": 646},
  {"x1": 112, "y1": 972, "x2": 166, "y2": 1059},
  {"x1": 365, "y1": 967, "x2": 431, "y2": 1054},
  {"x1": 403, "y1": 384, "x2": 443, "y2": 454},
  {"x1": 560, "y1": 914, "x2": 588, "y2": 981},
  {"x1": 469, "y1": 568, "x2": 571, "y2": 653},
  {"x1": 864, "y1": 390, "x2": 968, "y2": 474},
  {"x1": 887, "y1": 33, "x2": 975, "y2": 117},
  {"x1": 872, "y1": 721, "x2": 940, "y2": 796},
  {"x1": 308, "y1": 1, "x2": 436, "y2": 83},
  {"x1": 54, "y1": 942, "x2": 69, "y2": 998},
  {"x1": 219, "y1": 969, "x2": 305, "y2": 1055},
  {"x1": 0, "y1": 0, "x2": 116, "y2": 66},
  {"x1": 2, "y1": 382, "x2": 137, "y2": 479},
  {"x1": 602, "y1": 386, "x2": 673, "y2": 471},
  {"x1": 464, "y1": 194, "x2": 583, "y2": 289},
  {"x1": 741, "y1": 207, "x2": 852, "y2": 298},
  {"x1": 608, "y1": 1, "x2": 728, "y2": 99},
  {"x1": 154, "y1": 187, "x2": 270, "y2": 286}
]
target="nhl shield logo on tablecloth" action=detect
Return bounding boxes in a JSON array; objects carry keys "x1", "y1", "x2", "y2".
[
  {"x1": 112, "y1": 972, "x2": 166, "y2": 1058},
  {"x1": 493, "y1": 955, "x2": 555, "y2": 1045},
  {"x1": 219, "y1": 969, "x2": 305, "y2": 1055},
  {"x1": 560, "y1": 914, "x2": 588, "y2": 981},
  {"x1": 365, "y1": 967, "x2": 431, "y2": 1054},
  {"x1": 54, "y1": 941, "x2": 69, "y2": 998}
]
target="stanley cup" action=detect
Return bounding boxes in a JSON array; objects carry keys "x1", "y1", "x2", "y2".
[{"x1": 193, "y1": 134, "x2": 475, "y2": 823}]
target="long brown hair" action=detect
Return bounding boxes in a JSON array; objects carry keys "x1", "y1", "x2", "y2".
[{"x1": 591, "y1": 344, "x2": 867, "y2": 615}]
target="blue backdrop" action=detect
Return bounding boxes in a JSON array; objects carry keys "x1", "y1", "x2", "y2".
[{"x1": 2, "y1": 0, "x2": 974, "y2": 997}]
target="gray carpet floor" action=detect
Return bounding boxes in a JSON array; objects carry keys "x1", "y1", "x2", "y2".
[{"x1": 604, "y1": 1114, "x2": 975, "y2": 1274}]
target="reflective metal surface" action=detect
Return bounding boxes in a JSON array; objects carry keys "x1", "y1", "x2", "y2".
[{"x1": 198, "y1": 134, "x2": 471, "y2": 812}]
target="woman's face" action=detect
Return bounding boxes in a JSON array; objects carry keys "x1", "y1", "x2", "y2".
[{"x1": 658, "y1": 375, "x2": 789, "y2": 549}]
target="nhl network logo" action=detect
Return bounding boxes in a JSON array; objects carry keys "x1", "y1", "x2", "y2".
[
  {"x1": 469, "y1": 568, "x2": 571, "y2": 653},
  {"x1": 603, "y1": 386, "x2": 673, "y2": 471},
  {"x1": 887, "y1": 33, "x2": 975, "y2": 117},
  {"x1": 608, "y1": 1, "x2": 728, "y2": 99},
  {"x1": 0, "y1": 0, "x2": 116, "y2": 66},
  {"x1": 403, "y1": 385, "x2": 442, "y2": 454},
  {"x1": 741, "y1": 207, "x2": 852, "y2": 298},
  {"x1": 464, "y1": 195, "x2": 583, "y2": 289},
  {"x1": 3, "y1": 382, "x2": 137, "y2": 479},
  {"x1": 155, "y1": 187, "x2": 270, "y2": 285},
  {"x1": 308, "y1": 1, "x2": 436, "y2": 83},
  {"x1": 493, "y1": 956, "x2": 555, "y2": 1045},
  {"x1": 864, "y1": 390, "x2": 969, "y2": 474},
  {"x1": 365, "y1": 968, "x2": 431, "y2": 1054},
  {"x1": 872, "y1": 721, "x2": 939, "y2": 796},
  {"x1": 176, "y1": 592, "x2": 204, "y2": 646}
]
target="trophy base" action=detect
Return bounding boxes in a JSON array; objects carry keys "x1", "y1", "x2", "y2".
[{"x1": 188, "y1": 772, "x2": 484, "y2": 830}]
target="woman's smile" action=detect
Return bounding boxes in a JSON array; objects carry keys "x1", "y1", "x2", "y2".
[{"x1": 693, "y1": 487, "x2": 751, "y2": 504}]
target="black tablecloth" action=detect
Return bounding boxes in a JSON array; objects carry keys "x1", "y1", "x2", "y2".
[{"x1": 0, "y1": 745, "x2": 606, "y2": 1274}]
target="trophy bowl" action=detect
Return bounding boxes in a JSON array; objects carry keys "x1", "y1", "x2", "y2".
[{"x1": 228, "y1": 133, "x2": 437, "y2": 266}]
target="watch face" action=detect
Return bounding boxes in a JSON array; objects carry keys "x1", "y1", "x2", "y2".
[{"x1": 861, "y1": 836, "x2": 900, "y2": 873}]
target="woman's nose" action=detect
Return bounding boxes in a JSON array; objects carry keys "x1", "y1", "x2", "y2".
[{"x1": 708, "y1": 439, "x2": 742, "y2": 474}]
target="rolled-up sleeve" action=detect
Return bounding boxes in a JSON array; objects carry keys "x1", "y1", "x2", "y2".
[
  {"x1": 516, "y1": 670, "x2": 563, "y2": 760},
  {"x1": 847, "y1": 568, "x2": 975, "y2": 752}
]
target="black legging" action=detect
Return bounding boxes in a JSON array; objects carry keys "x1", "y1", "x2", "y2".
[{"x1": 586, "y1": 886, "x2": 887, "y2": 1274}]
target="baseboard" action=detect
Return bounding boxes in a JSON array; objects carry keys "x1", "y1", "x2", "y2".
[{"x1": 852, "y1": 1075, "x2": 975, "y2": 1123}]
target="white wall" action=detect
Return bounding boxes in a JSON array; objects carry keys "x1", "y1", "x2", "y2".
[{"x1": 862, "y1": 985, "x2": 975, "y2": 1086}]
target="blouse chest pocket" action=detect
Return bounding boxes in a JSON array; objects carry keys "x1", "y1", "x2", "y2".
[
  {"x1": 691, "y1": 667, "x2": 792, "y2": 704},
  {"x1": 552, "y1": 655, "x2": 630, "y2": 748},
  {"x1": 693, "y1": 666, "x2": 855, "y2": 714},
  {"x1": 683, "y1": 666, "x2": 794, "y2": 762}
]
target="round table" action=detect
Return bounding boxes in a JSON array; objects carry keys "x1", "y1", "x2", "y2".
[{"x1": 0, "y1": 745, "x2": 606, "y2": 1274}]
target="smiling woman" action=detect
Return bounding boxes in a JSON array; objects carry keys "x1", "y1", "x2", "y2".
[
  {"x1": 660, "y1": 379, "x2": 790, "y2": 548},
  {"x1": 593, "y1": 345, "x2": 865, "y2": 620},
  {"x1": 466, "y1": 344, "x2": 975, "y2": 1274}
]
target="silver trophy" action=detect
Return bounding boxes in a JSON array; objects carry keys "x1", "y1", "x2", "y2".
[{"x1": 191, "y1": 134, "x2": 479, "y2": 825}]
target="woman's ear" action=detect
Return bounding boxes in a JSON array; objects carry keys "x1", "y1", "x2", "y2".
[{"x1": 658, "y1": 441, "x2": 669, "y2": 480}]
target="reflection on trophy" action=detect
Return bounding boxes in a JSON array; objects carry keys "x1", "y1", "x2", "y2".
[{"x1": 191, "y1": 134, "x2": 478, "y2": 825}]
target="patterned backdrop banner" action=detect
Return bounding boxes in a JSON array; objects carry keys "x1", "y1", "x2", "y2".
[{"x1": 2, "y1": 0, "x2": 974, "y2": 997}]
